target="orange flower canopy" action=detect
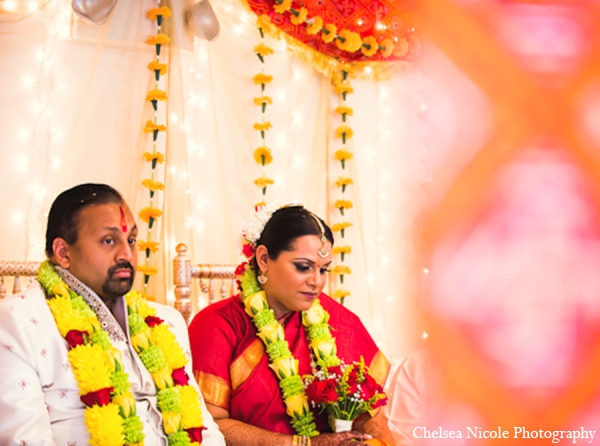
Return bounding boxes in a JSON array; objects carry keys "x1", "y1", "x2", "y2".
[{"x1": 245, "y1": 0, "x2": 418, "y2": 63}]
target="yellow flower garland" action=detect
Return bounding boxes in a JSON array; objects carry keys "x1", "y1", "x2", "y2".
[
  {"x1": 38, "y1": 260, "x2": 206, "y2": 446},
  {"x1": 238, "y1": 205, "x2": 342, "y2": 436}
]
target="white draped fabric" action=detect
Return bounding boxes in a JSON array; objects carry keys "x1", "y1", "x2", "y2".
[{"x1": 0, "y1": 0, "x2": 434, "y2": 363}]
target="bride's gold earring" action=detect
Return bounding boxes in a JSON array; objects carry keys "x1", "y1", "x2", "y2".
[{"x1": 257, "y1": 271, "x2": 268, "y2": 284}]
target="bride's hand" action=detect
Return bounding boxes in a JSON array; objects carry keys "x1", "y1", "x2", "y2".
[{"x1": 310, "y1": 430, "x2": 373, "y2": 446}]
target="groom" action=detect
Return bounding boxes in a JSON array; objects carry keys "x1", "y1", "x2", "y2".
[{"x1": 0, "y1": 183, "x2": 225, "y2": 445}]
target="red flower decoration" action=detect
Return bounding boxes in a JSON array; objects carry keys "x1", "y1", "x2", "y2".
[
  {"x1": 80, "y1": 387, "x2": 114, "y2": 407},
  {"x1": 65, "y1": 330, "x2": 88, "y2": 348},
  {"x1": 234, "y1": 261, "x2": 248, "y2": 277},
  {"x1": 371, "y1": 394, "x2": 388, "y2": 409},
  {"x1": 306, "y1": 378, "x2": 339, "y2": 404},
  {"x1": 187, "y1": 426, "x2": 207, "y2": 443},
  {"x1": 360, "y1": 373, "x2": 381, "y2": 400},
  {"x1": 345, "y1": 367, "x2": 360, "y2": 394},
  {"x1": 242, "y1": 243, "x2": 255, "y2": 259},
  {"x1": 172, "y1": 367, "x2": 189, "y2": 386},
  {"x1": 327, "y1": 364, "x2": 343, "y2": 376},
  {"x1": 144, "y1": 315, "x2": 164, "y2": 327}
]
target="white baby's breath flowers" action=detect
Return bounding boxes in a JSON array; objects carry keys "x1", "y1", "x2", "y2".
[{"x1": 241, "y1": 200, "x2": 295, "y2": 245}]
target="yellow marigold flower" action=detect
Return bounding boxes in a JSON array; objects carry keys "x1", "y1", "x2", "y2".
[
  {"x1": 253, "y1": 122, "x2": 272, "y2": 132},
  {"x1": 339, "y1": 62, "x2": 354, "y2": 75},
  {"x1": 84, "y1": 404, "x2": 125, "y2": 446},
  {"x1": 137, "y1": 265, "x2": 158, "y2": 277},
  {"x1": 290, "y1": 7, "x2": 308, "y2": 25},
  {"x1": 152, "y1": 367, "x2": 174, "y2": 390},
  {"x1": 142, "y1": 179, "x2": 165, "y2": 192},
  {"x1": 254, "y1": 96, "x2": 273, "y2": 106},
  {"x1": 139, "y1": 206, "x2": 162, "y2": 223},
  {"x1": 394, "y1": 37, "x2": 409, "y2": 57},
  {"x1": 334, "y1": 288, "x2": 351, "y2": 299},
  {"x1": 361, "y1": 35, "x2": 379, "y2": 57},
  {"x1": 254, "y1": 200, "x2": 266, "y2": 208},
  {"x1": 306, "y1": 16, "x2": 323, "y2": 35},
  {"x1": 284, "y1": 393, "x2": 309, "y2": 418},
  {"x1": 143, "y1": 151, "x2": 165, "y2": 163},
  {"x1": 138, "y1": 240, "x2": 160, "y2": 253},
  {"x1": 254, "y1": 176, "x2": 274, "y2": 188},
  {"x1": 335, "y1": 125, "x2": 354, "y2": 140},
  {"x1": 151, "y1": 323, "x2": 188, "y2": 370},
  {"x1": 334, "y1": 149, "x2": 354, "y2": 162},
  {"x1": 162, "y1": 411, "x2": 181, "y2": 434},
  {"x1": 47, "y1": 296, "x2": 94, "y2": 336},
  {"x1": 336, "y1": 29, "x2": 362, "y2": 53},
  {"x1": 334, "y1": 105, "x2": 354, "y2": 116},
  {"x1": 253, "y1": 73, "x2": 274, "y2": 85},
  {"x1": 143, "y1": 121, "x2": 167, "y2": 133},
  {"x1": 334, "y1": 83, "x2": 354, "y2": 95},
  {"x1": 322, "y1": 23, "x2": 337, "y2": 43},
  {"x1": 274, "y1": 0, "x2": 292, "y2": 14},
  {"x1": 148, "y1": 61, "x2": 167, "y2": 74},
  {"x1": 68, "y1": 344, "x2": 113, "y2": 393},
  {"x1": 147, "y1": 33, "x2": 170, "y2": 45},
  {"x1": 332, "y1": 221, "x2": 353, "y2": 232},
  {"x1": 253, "y1": 146, "x2": 273, "y2": 165},
  {"x1": 254, "y1": 43, "x2": 274, "y2": 57},
  {"x1": 332, "y1": 265, "x2": 352, "y2": 275},
  {"x1": 380, "y1": 37, "x2": 394, "y2": 58},
  {"x1": 147, "y1": 7, "x2": 172, "y2": 20},
  {"x1": 180, "y1": 385, "x2": 204, "y2": 429},
  {"x1": 334, "y1": 199, "x2": 353, "y2": 210},
  {"x1": 335, "y1": 177, "x2": 354, "y2": 187},
  {"x1": 257, "y1": 14, "x2": 273, "y2": 30},
  {"x1": 146, "y1": 89, "x2": 168, "y2": 102},
  {"x1": 332, "y1": 245, "x2": 352, "y2": 255}
]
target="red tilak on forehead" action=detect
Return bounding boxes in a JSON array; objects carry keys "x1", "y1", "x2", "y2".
[{"x1": 119, "y1": 206, "x2": 127, "y2": 233}]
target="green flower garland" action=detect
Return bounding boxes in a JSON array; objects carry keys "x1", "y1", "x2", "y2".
[{"x1": 238, "y1": 262, "x2": 341, "y2": 437}]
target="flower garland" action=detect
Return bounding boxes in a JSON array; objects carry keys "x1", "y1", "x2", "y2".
[
  {"x1": 330, "y1": 66, "x2": 355, "y2": 304},
  {"x1": 140, "y1": 3, "x2": 172, "y2": 298},
  {"x1": 38, "y1": 260, "x2": 206, "y2": 446},
  {"x1": 235, "y1": 205, "x2": 342, "y2": 437},
  {"x1": 252, "y1": 27, "x2": 276, "y2": 206},
  {"x1": 260, "y1": 2, "x2": 406, "y2": 62}
]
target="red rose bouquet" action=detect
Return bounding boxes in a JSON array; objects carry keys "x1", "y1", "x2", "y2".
[{"x1": 304, "y1": 357, "x2": 388, "y2": 431}]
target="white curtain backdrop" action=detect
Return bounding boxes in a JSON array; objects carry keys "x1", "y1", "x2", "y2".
[{"x1": 0, "y1": 0, "x2": 435, "y2": 364}]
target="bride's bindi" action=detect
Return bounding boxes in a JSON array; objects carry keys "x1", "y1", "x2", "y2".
[{"x1": 119, "y1": 206, "x2": 127, "y2": 232}]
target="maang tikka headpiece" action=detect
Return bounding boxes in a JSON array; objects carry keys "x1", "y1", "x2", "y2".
[{"x1": 309, "y1": 212, "x2": 330, "y2": 258}]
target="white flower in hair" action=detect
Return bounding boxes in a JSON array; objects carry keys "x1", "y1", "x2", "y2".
[{"x1": 241, "y1": 200, "x2": 295, "y2": 246}]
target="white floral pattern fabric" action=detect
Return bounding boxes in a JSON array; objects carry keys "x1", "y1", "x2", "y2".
[{"x1": 0, "y1": 279, "x2": 225, "y2": 446}]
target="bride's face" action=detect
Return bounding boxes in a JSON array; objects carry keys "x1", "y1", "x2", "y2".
[{"x1": 258, "y1": 235, "x2": 333, "y2": 319}]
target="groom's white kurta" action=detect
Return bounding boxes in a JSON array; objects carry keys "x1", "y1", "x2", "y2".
[{"x1": 0, "y1": 270, "x2": 225, "y2": 446}]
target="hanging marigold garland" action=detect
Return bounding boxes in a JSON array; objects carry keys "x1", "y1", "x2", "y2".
[
  {"x1": 140, "y1": 3, "x2": 172, "y2": 299},
  {"x1": 252, "y1": 27, "x2": 275, "y2": 207},
  {"x1": 331, "y1": 65, "x2": 354, "y2": 305}
]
